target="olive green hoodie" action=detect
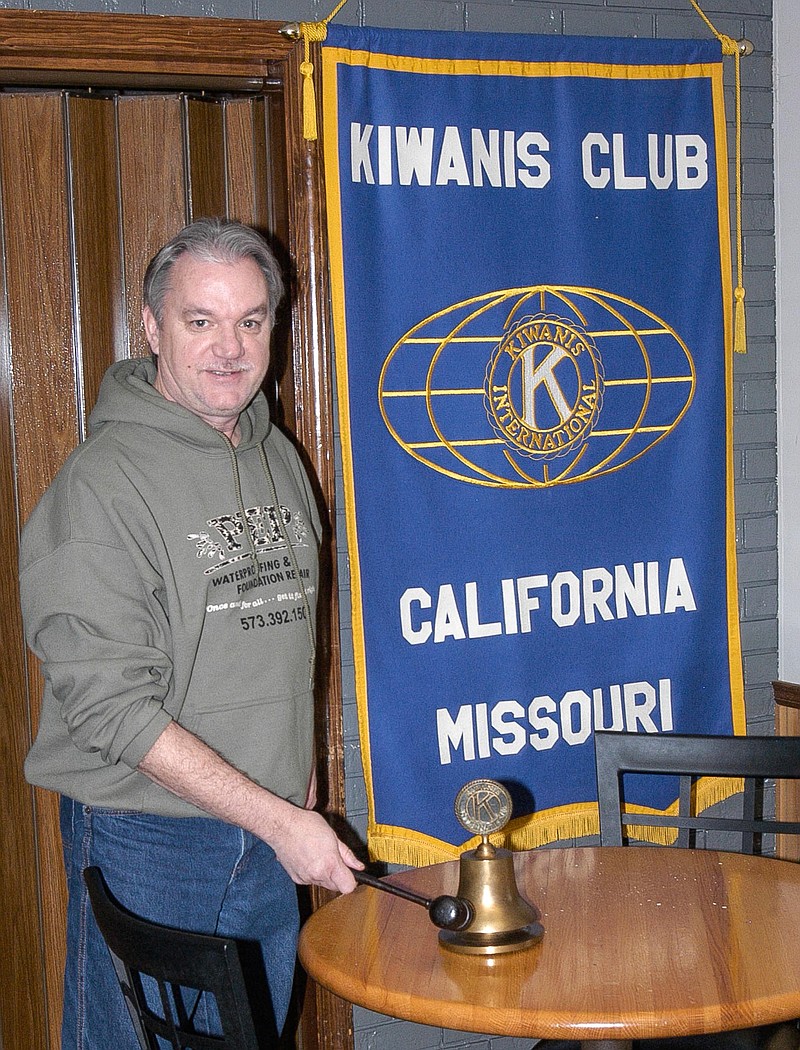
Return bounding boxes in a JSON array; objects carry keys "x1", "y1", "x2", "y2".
[{"x1": 21, "y1": 357, "x2": 320, "y2": 816}]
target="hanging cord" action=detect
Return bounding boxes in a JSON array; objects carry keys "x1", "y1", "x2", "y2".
[
  {"x1": 689, "y1": 0, "x2": 753, "y2": 353},
  {"x1": 281, "y1": 0, "x2": 352, "y2": 141}
]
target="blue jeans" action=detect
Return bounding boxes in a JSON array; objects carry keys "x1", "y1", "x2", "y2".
[{"x1": 60, "y1": 797, "x2": 300, "y2": 1050}]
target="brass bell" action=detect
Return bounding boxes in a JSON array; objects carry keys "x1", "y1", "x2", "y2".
[{"x1": 439, "y1": 779, "x2": 543, "y2": 955}]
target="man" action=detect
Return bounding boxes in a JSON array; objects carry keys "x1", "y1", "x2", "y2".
[{"x1": 20, "y1": 218, "x2": 362, "y2": 1049}]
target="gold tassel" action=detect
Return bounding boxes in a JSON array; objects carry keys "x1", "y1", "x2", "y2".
[
  {"x1": 300, "y1": 58, "x2": 317, "y2": 141},
  {"x1": 689, "y1": 0, "x2": 751, "y2": 354},
  {"x1": 299, "y1": 21, "x2": 329, "y2": 142},
  {"x1": 282, "y1": 0, "x2": 353, "y2": 142},
  {"x1": 734, "y1": 285, "x2": 747, "y2": 355}
]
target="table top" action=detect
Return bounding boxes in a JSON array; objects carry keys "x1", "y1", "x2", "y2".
[{"x1": 298, "y1": 846, "x2": 800, "y2": 1040}]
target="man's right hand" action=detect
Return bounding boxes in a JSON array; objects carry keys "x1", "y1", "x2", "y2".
[{"x1": 267, "y1": 805, "x2": 363, "y2": 894}]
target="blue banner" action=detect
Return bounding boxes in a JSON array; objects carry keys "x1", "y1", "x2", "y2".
[{"x1": 322, "y1": 26, "x2": 745, "y2": 863}]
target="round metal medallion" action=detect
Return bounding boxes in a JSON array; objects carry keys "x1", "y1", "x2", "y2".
[{"x1": 454, "y1": 779, "x2": 512, "y2": 836}]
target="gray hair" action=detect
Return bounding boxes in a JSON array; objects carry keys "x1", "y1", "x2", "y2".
[{"x1": 142, "y1": 217, "x2": 285, "y2": 327}]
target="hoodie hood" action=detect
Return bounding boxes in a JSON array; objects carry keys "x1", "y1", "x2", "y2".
[{"x1": 88, "y1": 356, "x2": 272, "y2": 451}]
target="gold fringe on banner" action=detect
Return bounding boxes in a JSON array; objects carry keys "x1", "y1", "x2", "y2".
[
  {"x1": 366, "y1": 775, "x2": 744, "y2": 864},
  {"x1": 690, "y1": 0, "x2": 753, "y2": 353},
  {"x1": 280, "y1": 0, "x2": 352, "y2": 141},
  {"x1": 368, "y1": 805, "x2": 603, "y2": 867}
]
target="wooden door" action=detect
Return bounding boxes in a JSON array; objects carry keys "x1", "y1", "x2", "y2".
[{"x1": 0, "y1": 15, "x2": 348, "y2": 1050}]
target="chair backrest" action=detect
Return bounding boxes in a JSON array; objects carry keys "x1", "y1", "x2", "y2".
[
  {"x1": 594, "y1": 731, "x2": 800, "y2": 851},
  {"x1": 83, "y1": 866, "x2": 266, "y2": 1050}
]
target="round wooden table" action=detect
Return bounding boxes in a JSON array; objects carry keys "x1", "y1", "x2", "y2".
[{"x1": 298, "y1": 846, "x2": 800, "y2": 1044}]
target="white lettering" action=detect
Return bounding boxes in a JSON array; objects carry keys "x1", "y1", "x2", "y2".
[
  {"x1": 517, "y1": 131, "x2": 551, "y2": 188},
  {"x1": 378, "y1": 125, "x2": 392, "y2": 185},
  {"x1": 613, "y1": 132, "x2": 647, "y2": 190},
  {"x1": 395, "y1": 126, "x2": 434, "y2": 186},
  {"x1": 560, "y1": 689, "x2": 593, "y2": 745},
  {"x1": 351, "y1": 124, "x2": 707, "y2": 191},
  {"x1": 664, "y1": 556, "x2": 697, "y2": 612},
  {"x1": 517, "y1": 574, "x2": 548, "y2": 633},
  {"x1": 437, "y1": 705, "x2": 474, "y2": 764},
  {"x1": 648, "y1": 132, "x2": 673, "y2": 189},
  {"x1": 614, "y1": 562, "x2": 647, "y2": 618},
  {"x1": 400, "y1": 558, "x2": 697, "y2": 645},
  {"x1": 465, "y1": 581, "x2": 503, "y2": 638},
  {"x1": 624, "y1": 681, "x2": 659, "y2": 732},
  {"x1": 349, "y1": 123, "x2": 552, "y2": 189},
  {"x1": 583, "y1": 131, "x2": 709, "y2": 191},
  {"x1": 582, "y1": 132, "x2": 611, "y2": 188},
  {"x1": 594, "y1": 685, "x2": 625, "y2": 731},
  {"x1": 476, "y1": 702, "x2": 491, "y2": 758},
  {"x1": 676, "y1": 134, "x2": 708, "y2": 188},
  {"x1": 472, "y1": 128, "x2": 501, "y2": 187},
  {"x1": 501, "y1": 577, "x2": 519, "y2": 634},
  {"x1": 491, "y1": 700, "x2": 527, "y2": 755},
  {"x1": 436, "y1": 125, "x2": 470, "y2": 185},
  {"x1": 436, "y1": 679, "x2": 676, "y2": 763},
  {"x1": 552, "y1": 570, "x2": 581, "y2": 627},
  {"x1": 528, "y1": 695, "x2": 559, "y2": 751},
  {"x1": 400, "y1": 587, "x2": 432, "y2": 645},
  {"x1": 351, "y1": 122, "x2": 374, "y2": 183},
  {"x1": 583, "y1": 567, "x2": 614, "y2": 624},
  {"x1": 433, "y1": 583, "x2": 466, "y2": 643}
]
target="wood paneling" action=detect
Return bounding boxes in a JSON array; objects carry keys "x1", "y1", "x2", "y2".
[
  {"x1": 67, "y1": 94, "x2": 125, "y2": 413},
  {"x1": 0, "y1": 11, "x2": 296, "y2": 82},
  {"x1": 0, "y1": 90, "x2": 78, "y2": 1050},
  {"x1": 0, "y1": 16, "x2": 349, "y2": 1050},
  {"x1": 186, "y1": 97, "x2": 227, "y2": 221},
  {"x1": 0, "y1": 205, "x2": 47, "y2": 1050},
  {"x1": 2, "y1": 95, "x2": 78, "y2": 499},
  {"x1": 117, "y1": 94, "x2": 188, "y2": 360},
  {"x1": 225, "y1": 98, "x2": 262, "y2": 225}
]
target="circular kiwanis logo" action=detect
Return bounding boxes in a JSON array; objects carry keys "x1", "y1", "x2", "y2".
[
  {"x1": 485, "y1": 313, "x2": 604, "y2": 460},
  {"x1": 377, "y1": 285, "x2": 696, "y2": 489}
]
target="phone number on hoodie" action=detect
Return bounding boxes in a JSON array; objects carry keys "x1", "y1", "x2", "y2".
[{"x1": 240, "y1": 606, "x2": 307, "y2": 630}]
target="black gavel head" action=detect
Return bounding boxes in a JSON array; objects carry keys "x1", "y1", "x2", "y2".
[{"x1": 428, "y1": 894, "x2": 474, "y2": 932}]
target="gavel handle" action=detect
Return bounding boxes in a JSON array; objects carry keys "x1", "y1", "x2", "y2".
[{"x1": 354, "y1": 869, "x2": 432, "y2": 909}]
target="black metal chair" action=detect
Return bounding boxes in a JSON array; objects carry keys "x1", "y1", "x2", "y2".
[
  {"x1": 83, "y1": 866, "x2": 272, "y2": 1050},
  {"x1": 594, "y1": 730, "x2": 800, "y2": 850},
  {"x1": 592, "y1": 731, "x2": 800, "y2": 1050}
]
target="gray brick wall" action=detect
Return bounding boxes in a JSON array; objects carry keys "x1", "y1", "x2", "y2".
[{"x1": 14, "y1": 1, "x2": 772, "y2": 1047}]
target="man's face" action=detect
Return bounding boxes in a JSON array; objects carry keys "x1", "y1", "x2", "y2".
[{"x1": 143, "y1": 253, "x2": 272, "y2": 441}]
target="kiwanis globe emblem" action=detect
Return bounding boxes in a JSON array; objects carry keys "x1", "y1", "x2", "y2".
[
  {"x1": 378, "y1": 285, "x2": 695, "y2": 488},
  {"x1": 485, "y1": 313, "x2": 604, "y2": 460}
]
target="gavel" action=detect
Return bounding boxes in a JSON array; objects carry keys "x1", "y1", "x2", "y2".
[{"x1": 354, "y1": 870, "x2": 474, "y2": 932}]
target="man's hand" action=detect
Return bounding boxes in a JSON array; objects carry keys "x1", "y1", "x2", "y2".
[
  {"x1": 268, "y1": 805, "x2": 362, "y2": 893},
  {"x1": 139, "y1": 721, "x2": 363, "y2": 894}
]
